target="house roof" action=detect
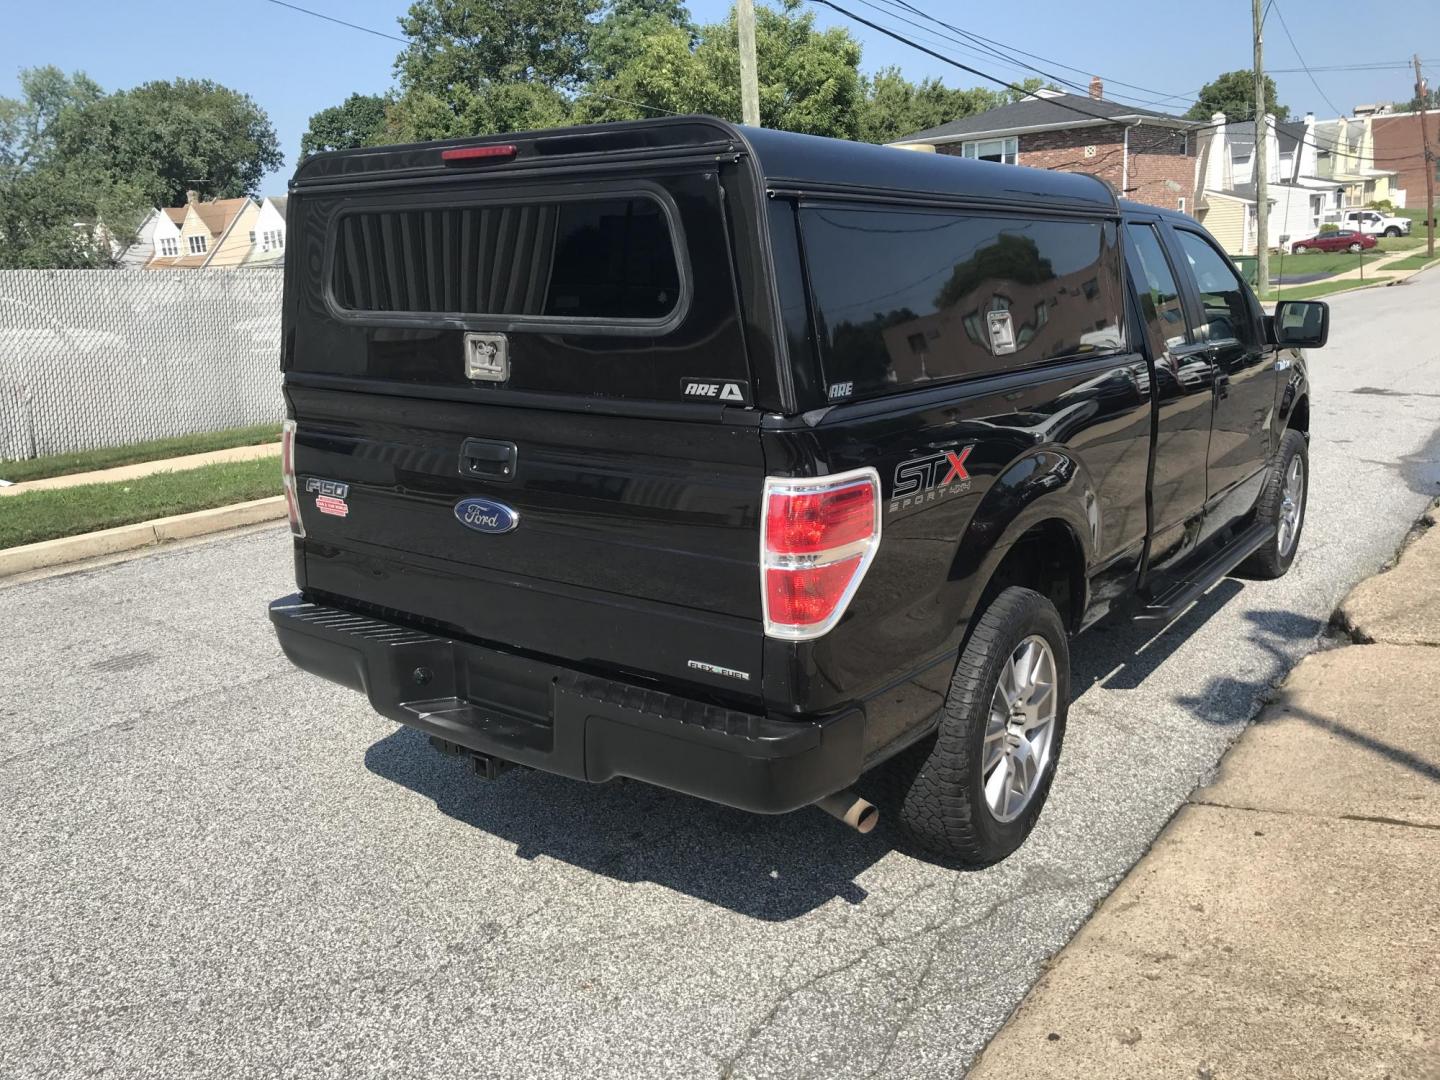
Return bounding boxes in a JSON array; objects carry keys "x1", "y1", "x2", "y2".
[
  {"x1": 190, "y1": 197, "x2": 252, "y2": 237},
  {"x1": 896, "y1": 91, "x2": 1192, "y2": 144},
  {"x1": 163, "y1": 208, "x2": 187, "y2": 225},
  {"x1": 1225, "y1": 119, "x2": 1307, "y2": 158},
  {"x1": 266, "y1": 195, "x2": 288, "y2": 219}
]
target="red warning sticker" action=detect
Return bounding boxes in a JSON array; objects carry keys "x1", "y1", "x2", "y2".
[{"x1": 315, "y1": 494, "x2": 349, "y2": 518}]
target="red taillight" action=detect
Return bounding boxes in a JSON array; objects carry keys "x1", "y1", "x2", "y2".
[
  {"x1": 441, "y1": 144, "x2": 518, "y2": 164},
  {"x1": 281, "y1": 419, "x2": 304, "y2": 538},
  {"x1": 761, "y1": 469, "x2": 881, "y2": 640}
]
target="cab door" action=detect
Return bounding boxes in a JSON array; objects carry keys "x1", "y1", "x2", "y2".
[
  {"x1": 1168, "y1": 225, "x2": 1273, "y2": 541},
  {"x1": 1122, "y1": 218, "x2": 1214, "y2": 573}
]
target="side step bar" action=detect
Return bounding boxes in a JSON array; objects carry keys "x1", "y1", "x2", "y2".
[{"x1": 1134, "y1": 522, "x2": 1275, "y2": 623}]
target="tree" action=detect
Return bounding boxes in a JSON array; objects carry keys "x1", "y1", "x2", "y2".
[
  {"x1": 0, "y1": 68, "x2": 143, "y2": 268},
  {"x1": 301, "y1": 93, "x2": 391, "y2": 157},
  {"x1": 858, "y1": 67, "x2": 1012, "y2": 144},
  {"x1": 52, "y1": 79, "x2": 282, "y2": 207},
  {"x1": 577, "y1": 0, "x2": 864, "y2": 139},
  {"x1": 387, "y1": 0, "x2": 598, "y2": 139},
  {"x1": 1186, "y1": 69, "x2": 1289, "y2": 122}
]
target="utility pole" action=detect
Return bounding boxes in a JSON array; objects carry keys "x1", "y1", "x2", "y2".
[
  {"x1": 737, "y1": 0, "x2": 760, "y2": 127},
  {"x1": 1414, "y1": 54, "x2": 1436, "y2": 258},
  {"x1": 1253, "y1": 0, "x2": 1269, "y2": 298}
]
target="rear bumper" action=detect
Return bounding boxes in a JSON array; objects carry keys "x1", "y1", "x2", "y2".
[{"x1": 269, "y1": 594, "x2": 865, "y2": 814}]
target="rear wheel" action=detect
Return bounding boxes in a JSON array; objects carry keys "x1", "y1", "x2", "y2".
[
  {"x1": 891, "y1": 586, "x2": 1069, "y2": 866},
  {"x1": 1349, "y1": 242, "x2": 1363, "y2": 253},
  {"x1": 1241, "y1": 428, "x2": 1308, "y2": 579}
]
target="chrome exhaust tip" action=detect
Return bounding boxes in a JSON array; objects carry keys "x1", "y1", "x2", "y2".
[{"x1": 814, "y1": 790, "x2": 879, "y2": 834}]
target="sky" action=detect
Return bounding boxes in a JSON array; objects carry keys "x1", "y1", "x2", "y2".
[{"x1": 2, "y1": 0, "x2": 1436, "y2": 197}]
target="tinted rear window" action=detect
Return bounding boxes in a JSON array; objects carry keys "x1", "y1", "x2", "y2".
[
  {"x1": 800, "y1": 206, "x2": 1124, "y2": 399},
  {"x1": 331, "y1": 196, "x2": 681, "y2": 322}
]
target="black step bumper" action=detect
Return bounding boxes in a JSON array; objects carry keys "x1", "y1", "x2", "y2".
[{"x1": 268, "y1": 594, "x2": 864, "y2": 814}]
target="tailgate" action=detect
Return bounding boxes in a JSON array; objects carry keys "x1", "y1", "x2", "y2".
[{"x1": 282, "y1": 151, "x2": 770, "y2": 703}]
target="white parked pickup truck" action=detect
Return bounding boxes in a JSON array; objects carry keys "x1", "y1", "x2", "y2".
[{"x1": 1336, "y1": 208, "x2": 1411, "y2": 237}]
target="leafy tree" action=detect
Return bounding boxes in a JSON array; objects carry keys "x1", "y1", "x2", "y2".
[
  {"x1": 301, "y1": 93, "x2": 390, "y2": 157},
  {"x1": 0, "y1": 68, "x2": 144, "y2": 268},
  {"x1": 51, "y1": 78, "x2": 282, "y2": 207},
  {"x1": 859, "y1": 67, "x2": 1012, "y2": 144},
  {"x1": 387, "y1": 0, "x2": 598, "y2": 139},
  {"x1": 1186, "y1": 69, "x2": 1289, "y2": 122},
  {"x1": 578, "y1": 0, "x2": 864, "y2": 138}
]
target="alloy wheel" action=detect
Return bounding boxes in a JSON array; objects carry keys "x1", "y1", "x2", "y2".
[
  {"x1": 1278, "y1": 455, "x2": 1305, "y2": 557},
  {"x1": 982, "y1": 635, "x2": 1058, "y2": 823}
]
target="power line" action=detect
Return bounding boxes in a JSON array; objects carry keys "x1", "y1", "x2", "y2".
[
  {"x1": 872, "y1": 0, "x2": 1201, "y2": 111},
  {"x1": 261, "y1": 0, "x2": 407, "y2": 44},
  {"x1": 1267, "y1": 1, "x2": 1346, "y2": 120}
]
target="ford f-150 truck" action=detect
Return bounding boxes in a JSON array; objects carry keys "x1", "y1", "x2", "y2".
[{"x1": 270, "y1": 117, "x2": 1328, "y2": 866}]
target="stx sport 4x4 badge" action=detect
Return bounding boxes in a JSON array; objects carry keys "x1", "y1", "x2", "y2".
[{"x1": 890, "y1": 446, "x2": 974, "y2": 513}]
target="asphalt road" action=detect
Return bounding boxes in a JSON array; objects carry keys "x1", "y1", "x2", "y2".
[{"x1": 3, "y1": 271, "x2": 1439, "y2": 1080}]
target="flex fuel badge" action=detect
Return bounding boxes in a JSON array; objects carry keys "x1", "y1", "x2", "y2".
[{"x1": 305, "y1": 478, "x2": 350, "y2": 518}]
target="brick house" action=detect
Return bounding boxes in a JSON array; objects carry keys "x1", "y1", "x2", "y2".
[
  {"x1": 891, "y1": 79, "x2": 1201, "y2": 213},
  {"x1": 1368, "y1": 112, "x2": 1439, "y2": 210}
]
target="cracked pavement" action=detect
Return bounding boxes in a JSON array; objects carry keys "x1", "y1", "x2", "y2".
[{"x1": 3, "y1": 272, "x2": 1440, "y2": 1079}]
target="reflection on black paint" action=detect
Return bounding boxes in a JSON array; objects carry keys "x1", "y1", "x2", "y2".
[{"x1": 801, "y1": 208, "x2": 1125, "y2": 398}]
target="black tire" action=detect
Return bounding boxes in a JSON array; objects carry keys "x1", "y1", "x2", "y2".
[
  {"x1": 1240, "y1": 428, "x2": 1309, "y2": 579},
  {"x1": 891, "y1": 586, "x2": 1069, "y2": 866},
  {"x1": 1349, "y1": 242, "x2": 1363, "y2": 253},
  {"x1": 1384, "y1": 227, "x2": 1401, "y2": 238},
  {"x1": 1293, "y1": 245, "x2": 1308, "y2": 254}
]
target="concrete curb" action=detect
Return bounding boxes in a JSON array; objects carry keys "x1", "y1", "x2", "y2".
[{"x1": 0, "y1": 496, "x2": 285, "y2": 578}]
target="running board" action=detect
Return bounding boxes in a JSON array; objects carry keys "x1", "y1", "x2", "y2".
[{"x1": 1134, "y1": 522, "x2": 1275, "y2": 623}]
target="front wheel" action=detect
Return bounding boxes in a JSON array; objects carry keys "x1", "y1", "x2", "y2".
[
  {"x1": 1384, "y1": 227, "x2": 1401, "y2": 238},
  {"x1": 892, "y1": 586, "x2": 1069, "y2": 866},
  {"x1": 1293, "y1": 244, "x2": 1308, "y2": 254},
  {"x1": 1241, "y1": 428, "x2": 1309, "y2": 579}
]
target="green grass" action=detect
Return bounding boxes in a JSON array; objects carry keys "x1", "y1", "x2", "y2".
[
  {"x1": 1269, "y1": 250, "x2": 1372, "y2": 279},
  {"x1": 1271, "y1": 276, "x2": 1395, "y2": 301},
  {"x1": 1386, "y1": 251, "x2": 1440, "y2": 272},
  {"x1": 0, "y1": 457, "x2": 282, "y2": 550},
  {"x1": 0, "y1": 423, "x2": 280, "y2": 485},
  {"x1": 1375, "y1": 233, "x2": 1427, "y2": 252}
]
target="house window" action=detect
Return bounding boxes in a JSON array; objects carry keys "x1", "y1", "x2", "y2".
[
  {"x1": 960, "y1": 136, "x2": 1019, "y2": 165},
  {"x1": 262, "y1": 229, "x2": 284, "y2": 251},
  {"x1": 187, "y1": 235, "x2": 208, "y2": 255},
  {"x1": 248, "y1": 230, "x2": 256, "y2": 244},
  {"x1": 1177, "y1": 197, "x2": 1187, "y2": 214},
  {"x1": 158, "y1": 237, "x2": 179, "y2": 257}
]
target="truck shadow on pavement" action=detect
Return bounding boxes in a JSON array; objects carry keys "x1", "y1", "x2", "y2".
[
  {"x1": 363, "y1": 585, "x2": 1342, "y2": 917},
  {"x1": 364, "y1": 725, "x2": 887, "y2": 920}
]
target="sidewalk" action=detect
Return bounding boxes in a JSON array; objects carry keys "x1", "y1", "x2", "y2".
[
  {"x1": 968, "y1": 506, "x2": 1440, "y2": 1080},
  {"x1": 0, "y1": 441, "x2": 279, "y2": 497}
]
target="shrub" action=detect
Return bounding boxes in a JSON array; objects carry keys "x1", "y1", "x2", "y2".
[
  {"x1": 1319, "y1": 223, "x2": 1339, "y2": 234},
  {"x1": 1366, "y1": 199, "x2": 1396, "y2": 214}
]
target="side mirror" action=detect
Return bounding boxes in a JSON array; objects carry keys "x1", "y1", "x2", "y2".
[{"x1": 1273, "y1": 299, "x2": 1329, "y2": 349}]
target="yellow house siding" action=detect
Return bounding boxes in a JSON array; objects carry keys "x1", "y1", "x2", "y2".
[
  {"x1": 206, "y1": 202, "x2": 259, "y2": 268},
  {"x1": 1202, "y1": 197, "x2": 1247, "y2": 255}
]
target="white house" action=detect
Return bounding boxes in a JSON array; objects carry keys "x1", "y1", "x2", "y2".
[
  {"x1": 1197, "y1": 112, "x2": 1343, "y2": 254},
  {"x1": 242, "y1": 196, "x2": 288, "y2": 267}
]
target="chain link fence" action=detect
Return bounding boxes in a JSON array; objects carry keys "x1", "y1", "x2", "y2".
[{"x1": 0, "y1": 268, "x2": 284, "y2": 462}]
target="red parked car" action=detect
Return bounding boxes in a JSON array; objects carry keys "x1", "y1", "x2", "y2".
[{"x1": 1291, "y1": 229, "x2": 1376, "y2": 254}]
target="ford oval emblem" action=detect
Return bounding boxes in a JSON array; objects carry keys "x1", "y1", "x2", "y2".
[{"x1": 454, "y1": 497, "x2": 519, "y2": 534}]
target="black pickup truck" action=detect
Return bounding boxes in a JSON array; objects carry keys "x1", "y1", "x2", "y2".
[{"x1": 270, "y1": 117, "x2": 1327, "y2": 866}]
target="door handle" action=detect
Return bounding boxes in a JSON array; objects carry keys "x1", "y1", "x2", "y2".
[{"x1": 459, "y1": 438, "x2": 517, "y2": 481}]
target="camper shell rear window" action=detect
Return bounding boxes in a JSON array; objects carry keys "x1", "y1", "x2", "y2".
[
  {"x1": 327, "y1": 189, "x2": 686, "y2": 329},
  {"x1": 800, "y1": 205, "x2": 1125, "y2": 400}
]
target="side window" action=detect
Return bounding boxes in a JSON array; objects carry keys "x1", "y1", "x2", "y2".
[
  {"x1": 800, "y1": 206, "x2": 1125, "y2": 399},
  {"x1": 1174, "y1": 229, "x2": 1258, "y2": 348},
  {"x1": 1125, "y1": 223, "x2": 1189, "y2": 355}
]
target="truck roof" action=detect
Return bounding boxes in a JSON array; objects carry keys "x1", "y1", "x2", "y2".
[{"x1": 291, "y1": 115, "x2": 1120, "y2": 217}]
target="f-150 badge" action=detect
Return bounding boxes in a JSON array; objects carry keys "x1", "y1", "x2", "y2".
[{"x1": 305, "y1": 478, "x2": 350, "y2": 518}]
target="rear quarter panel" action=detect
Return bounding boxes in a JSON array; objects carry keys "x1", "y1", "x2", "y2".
[{"x1": 762, "y1": 350, "x2": 1152, "y2": 742}]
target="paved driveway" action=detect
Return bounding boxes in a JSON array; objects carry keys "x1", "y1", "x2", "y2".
[{"x1": 3, "y1": 272, "x2": 1439, "y2": 1079}]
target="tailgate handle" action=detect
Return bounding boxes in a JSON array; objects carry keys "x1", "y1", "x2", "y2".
[{"x1": 460, "y1": 438, "x2": 517, "y2": 482}]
